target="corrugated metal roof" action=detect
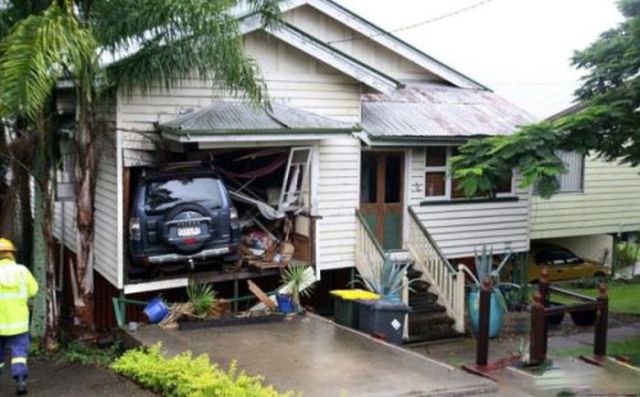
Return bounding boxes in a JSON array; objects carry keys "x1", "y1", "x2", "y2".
[
  {"x1": 160, "y1": 100, "x2": 357, "y2": 134},
  {"x1": 361, "y1": 84, "x2": 535, "y2": 139}
]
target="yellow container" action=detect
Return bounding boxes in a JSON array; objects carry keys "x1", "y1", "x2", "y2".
[{"x1": 330, "y1": 289, "x2": 380, "y2": 301}]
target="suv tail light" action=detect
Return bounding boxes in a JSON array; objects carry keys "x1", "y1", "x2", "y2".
[
  {"x1": 129, "y1": 217, "x2": 142, "y2": 241},
  {"x1": 230, "y1": 207, "x2": 238, "y2": 220}
]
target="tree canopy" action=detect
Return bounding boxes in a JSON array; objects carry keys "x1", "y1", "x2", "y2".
[{"x1": 451, "y1": 0, "x2": 640, "y2": 198}]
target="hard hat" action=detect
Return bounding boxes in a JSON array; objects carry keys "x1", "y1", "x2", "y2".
[{"x1": 0, "y1": 238, "x2": 16, "y2": 252}]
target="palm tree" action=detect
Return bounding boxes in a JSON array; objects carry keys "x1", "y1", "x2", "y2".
[{"x1": 0, "y1": 0, "x2": 279, "y2": 338}]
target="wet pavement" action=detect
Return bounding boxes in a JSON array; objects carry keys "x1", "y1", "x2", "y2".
[
  {"x1": 0, "y1": 357, "x2": 155, "y2": 397},
  {"x1": 409, "y1": 322, "x2": 640, "y2": 396},
  {"x1": 128, "y1": 314, "x2": 498, "y2": 396}
]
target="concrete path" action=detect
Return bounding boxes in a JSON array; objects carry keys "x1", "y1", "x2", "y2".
[
  {"x1": 410, "y1": 322, "x2": 640, "y2": 396},
  {"x1": 128, "y1": 314, "x2": 498, "y2": 397},
  {"x1": 0, "y1": 358, "x2": 156, "y2": 397}
]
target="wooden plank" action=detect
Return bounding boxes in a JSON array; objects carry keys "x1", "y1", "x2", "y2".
[{"x1": 247, "y1": 280, "x2": 277, "y2": 310}]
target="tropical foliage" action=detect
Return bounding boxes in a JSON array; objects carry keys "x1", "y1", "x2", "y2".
[
  {"x1": 187, "y1": 281, "x2": 217, "y2": 317},
  {"x1": 280, "y1": 265, "x2": 315, "y2": 308},
  {"x1": 451, "y1": 0, "x2": 640, "y2": 198},
  {"x1": 357, "y1": 256, "x2": 410, "y2": 301}
]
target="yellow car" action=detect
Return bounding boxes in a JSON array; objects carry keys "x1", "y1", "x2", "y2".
[{"x1": 529, "y1": 245, "x2": 610, "y2": 283}]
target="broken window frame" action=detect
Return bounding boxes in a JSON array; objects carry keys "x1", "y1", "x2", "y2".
[{"x1": 279, "y1": 146, "x2": 312, "y2": 212}]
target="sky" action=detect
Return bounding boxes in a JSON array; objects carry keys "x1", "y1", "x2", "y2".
[{"x1": 335, "y1": 0, "x2": 623, "y2": 119}]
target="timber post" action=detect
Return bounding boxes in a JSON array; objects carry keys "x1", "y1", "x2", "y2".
[
  {"x1": 476, "y1": 278, "x2": 491, "y2": 366},
  {"x1": 594, "y1": 282, "x2": 608, "y2": 356},
  {"x1": 529, "y1": 291, "x2": 546, "y2": 365},
  {"x1": 539, "y1": 267, "x2": 550, "y2": 306},
  {"x1": 539, "y1": 268, "x2": 550, "y2": 357}
]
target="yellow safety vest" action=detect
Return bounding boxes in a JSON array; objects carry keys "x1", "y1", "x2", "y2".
[{"x1": 0, "y1": 259, "x2": 38, "y2": 336}]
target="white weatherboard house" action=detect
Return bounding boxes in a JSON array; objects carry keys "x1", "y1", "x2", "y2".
[
  {"x1": 53, "y1": 0, "x2": 534, "y2": 339},
  {"x1": 530, "y1": 104, "x2": 640, "y2": 264}
]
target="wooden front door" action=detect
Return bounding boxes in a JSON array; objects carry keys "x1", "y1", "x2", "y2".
[{"x1": 359, "y1": 151, "x2": 404, "y2": 250}]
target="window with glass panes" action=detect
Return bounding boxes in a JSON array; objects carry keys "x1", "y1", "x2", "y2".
[{"x1": 424, "y1": 146, "x2": 513, "y2": 199}]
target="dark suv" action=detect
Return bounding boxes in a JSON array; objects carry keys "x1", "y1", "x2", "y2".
[{"x1": 128, "y1": 165, "x2": 240, "y2": 268}]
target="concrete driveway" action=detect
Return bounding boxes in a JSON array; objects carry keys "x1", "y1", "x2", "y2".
[{"x1": 127, "y1": 314, "x2": 497, "y2": 396}]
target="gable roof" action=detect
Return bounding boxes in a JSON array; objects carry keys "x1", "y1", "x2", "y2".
[
  {"x1": 159, "y1": 100, "x2": 357, "y2": 141},
  {"x1": 243, "y1": 0, "x2": 487, "y2": 90},
  {"x1": 240, "y1": 18, "x2": 402, "y2": 94},
  {"x1": 361, "y1": 84, "x2": 535, "y2": 141}
]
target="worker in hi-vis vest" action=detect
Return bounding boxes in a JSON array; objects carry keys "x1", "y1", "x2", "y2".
[{"x1": 0, "y1": 238, "x2": 38, "y2": 395}]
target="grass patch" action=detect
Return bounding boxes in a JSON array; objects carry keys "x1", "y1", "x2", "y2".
[
  {"x1": 553, "y1": 335, "x2": 640, "y2": 362},
  {"x1": 552, "y1": 282, "x2": 640, "y2": 315},
  {"x1": 58, "y1": 341, "x2": 123, "y2": 367}
]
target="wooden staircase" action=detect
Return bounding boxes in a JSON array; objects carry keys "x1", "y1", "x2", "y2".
[
  {"x1": 405, "y1": 266, "x2": 460, "y2": 342},
  {"x1": 355, "y1": 208, "x2": 466, "y2": 343}
]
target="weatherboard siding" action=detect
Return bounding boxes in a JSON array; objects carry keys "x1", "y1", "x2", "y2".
[
  {"x1": 116, "y1": 31, "x2": 362, "y2": 149},
  {"x1": 316, "y1": 137, "x2": 361, "y2": 270},
  {"x1": 531, "y1": 156, "x2": 640, "y2": 239},
  {"x1": 282, "y1": 5, "x2": 442, "y2": 83},
  {"x1": 408, "y1": 147, "x2": 530, "y2": 259},
  {"x1": 52, "y1": 95, "x2": 120, "y2": 288}
]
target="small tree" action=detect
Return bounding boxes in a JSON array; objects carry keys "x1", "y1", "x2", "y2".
[{"x1": 451, "y1": 0, "x2": 640, "y2": 197}]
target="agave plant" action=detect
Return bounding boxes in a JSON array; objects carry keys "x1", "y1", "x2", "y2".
[
  {"x1": 469, "y1": 244, "x2": 520, "y2": 311},
  {"x1": 357, "y1": 255, "x2": 411, "y2": 302},
  {"x1": 187, "y1": 281, "x2": 217, "y2": 317},
  {"x1": 281, "y1": 265, "x2": 315, "y2": 310}
]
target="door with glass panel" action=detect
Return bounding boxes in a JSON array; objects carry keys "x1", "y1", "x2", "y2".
[{"x1": 359, "y1": 151, "x2": 404, "y2": 250}]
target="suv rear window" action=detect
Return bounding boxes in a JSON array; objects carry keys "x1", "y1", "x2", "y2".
[{"x1": 145, "y1": 177, "x2": 223, "y2": 213}]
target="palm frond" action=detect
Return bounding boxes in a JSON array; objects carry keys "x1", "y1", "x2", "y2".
[
  {"x1": 0, "y1": 0, "x2": 95, "y2": 119},
  {"x1": 91, "y1": 0, "x2": 280, "y2": 104}
]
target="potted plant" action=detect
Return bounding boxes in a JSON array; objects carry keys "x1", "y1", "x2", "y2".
[
  {"x1": 466, "y1": 245, "x2": 520, "y2": 338},
  {"x1": 280, "y1": 264, "x2": 315, "y2": 313}
]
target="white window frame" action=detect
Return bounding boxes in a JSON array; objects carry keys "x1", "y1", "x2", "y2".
[
  {"x1": 423, "y1": 145, "x2": 515, "y2": 201},
  {"x1": 423, "y1": 145, "x2": 453, "y2": 200}
]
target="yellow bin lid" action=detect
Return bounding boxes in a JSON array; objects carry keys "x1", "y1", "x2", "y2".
[{"x1": 330, "y1": 289, "x2": 381, "y2": 300}]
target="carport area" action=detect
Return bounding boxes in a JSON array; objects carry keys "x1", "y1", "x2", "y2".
[{"x1": 126, "y1": 314, "x2": 497, "y2": 396}]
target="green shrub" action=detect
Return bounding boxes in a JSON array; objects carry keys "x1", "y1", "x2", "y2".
[
  {"x1": 615, "y1": 242, "x2": 640, "y2": 270},
  {"x1": 187, "y1": 281, "x2": 217, "y2": 316},
  {"x1": 60, "y1": 341, "x2": 122, "y2": 367},
  {"x1": 112, "y1": 344, "x2": 293, "y2": 397}
]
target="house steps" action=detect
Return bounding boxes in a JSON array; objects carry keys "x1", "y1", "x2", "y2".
[
  {"x1": 404, "y1": 263, "x2": 461, "y2": 343},
  {"x1": 384, "y1": 252, "x2": 462, "y2": 343}
]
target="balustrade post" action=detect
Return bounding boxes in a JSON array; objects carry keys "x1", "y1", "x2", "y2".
[
  {"x1": 594, "y1": 282, "x2": 608, "y2": 357},
  {"x1": 454, "y1": 266, "x2": 466, "y2": 333},
  {"x1": 476, "y1": 279, "x2": 491, "y2": 366}
]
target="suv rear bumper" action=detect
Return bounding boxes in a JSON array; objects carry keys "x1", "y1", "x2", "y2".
[{"x1": 147, "y1": 246, "x2": 231, "y2": 265}]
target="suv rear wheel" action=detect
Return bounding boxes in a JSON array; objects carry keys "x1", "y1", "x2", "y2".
[{"x1": 160, "y1": 203, "x2": 212, "y2": 254}]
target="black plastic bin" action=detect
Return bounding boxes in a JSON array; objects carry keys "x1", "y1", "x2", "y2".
[{"x1": 358, "y1": 300, "x2": 411, "y2": 345}]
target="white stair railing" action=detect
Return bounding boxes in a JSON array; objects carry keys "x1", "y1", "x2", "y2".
[
  {"x1": 354, "y1": 209, "x2": 386, "y2": 283},
  {"x1": 407, "y1": 207, "x2": 466, "y2": 333}
]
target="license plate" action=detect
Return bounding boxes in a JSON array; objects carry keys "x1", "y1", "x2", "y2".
[{"x1": 177, "y1": 227, "x2": 201, "y2": 237}]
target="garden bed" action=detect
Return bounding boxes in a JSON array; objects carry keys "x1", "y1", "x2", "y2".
[{"x1": 178, "y1": 312, "x2": 290, "y2": 330}]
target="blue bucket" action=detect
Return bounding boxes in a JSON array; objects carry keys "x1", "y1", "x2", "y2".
[
  {"x1": 276, "y1": 294, "x2": 295, "y2": 314},
  {"x1": 144, "y1": 297, "x2": 169, "y2": 324}
]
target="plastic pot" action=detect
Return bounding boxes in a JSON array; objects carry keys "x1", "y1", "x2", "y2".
[
  {"x1": 276, "y1": 293, "x2": 295, "y2": 314},
  {"x1": 468, "y1": 289, "x2": 506, "y2": 339},
  {"x1": 144, "y1": 297, "x2": 169, "y2": 324}
]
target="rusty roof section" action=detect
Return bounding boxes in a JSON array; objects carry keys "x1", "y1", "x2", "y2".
[
  {"x1": 361, "y1": 84, "x2": 536, "y2": 140},
  {"x1": 159, "y1": 100, "x2": 357, "y2": 135}
]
